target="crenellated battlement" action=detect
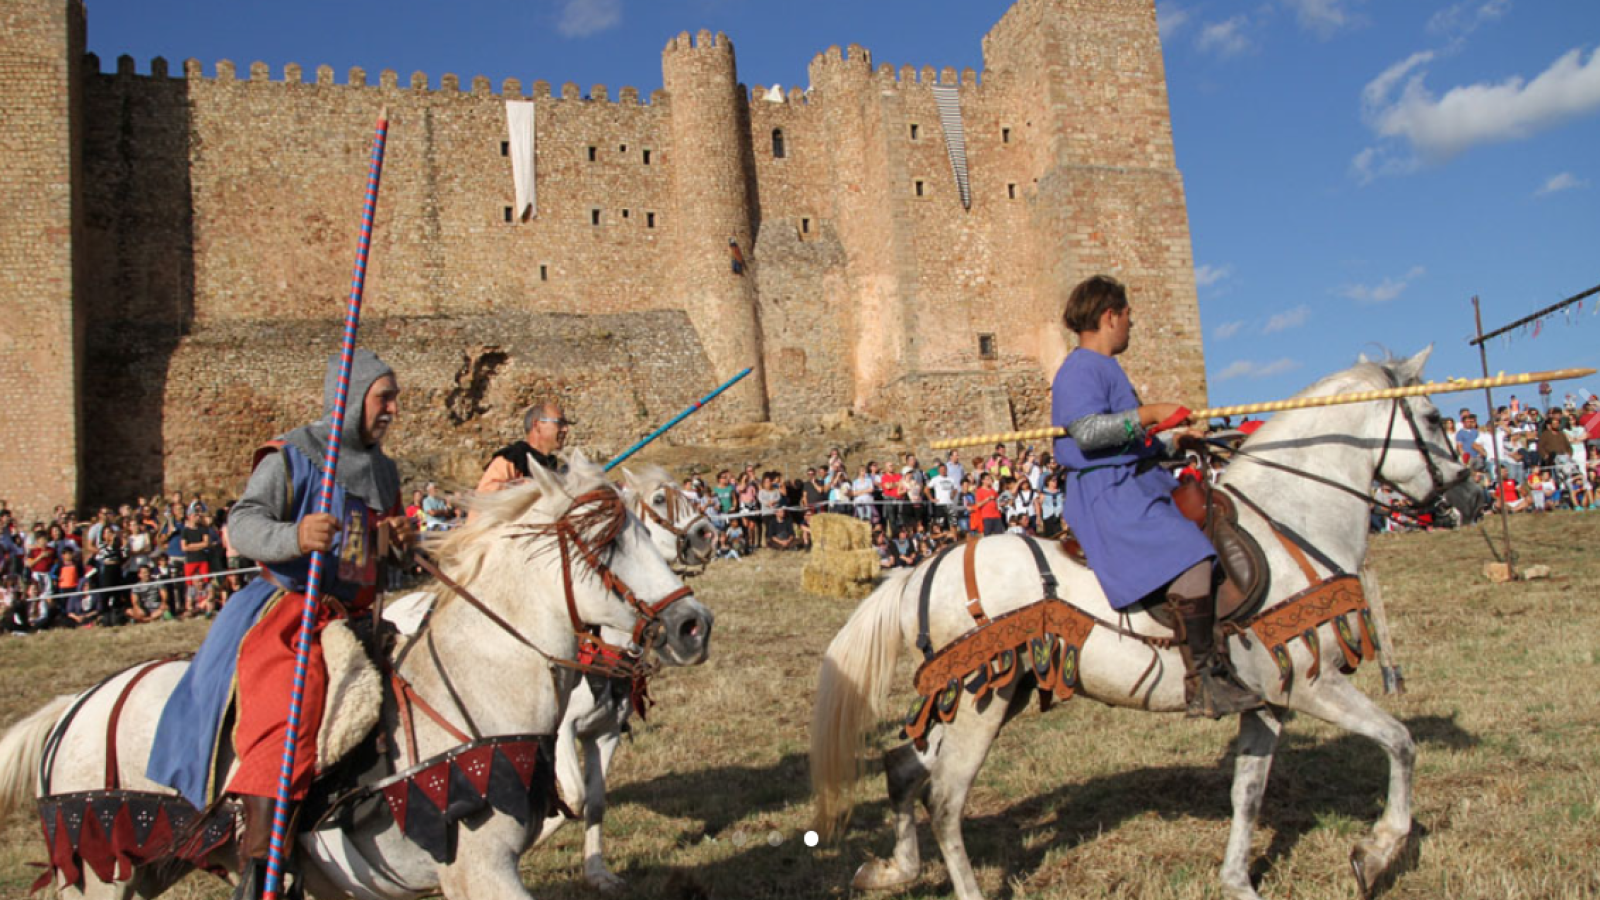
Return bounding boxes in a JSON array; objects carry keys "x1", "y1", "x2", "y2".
[{"x1": 662, "y1": 29, "x2": 734, "y2": 56}]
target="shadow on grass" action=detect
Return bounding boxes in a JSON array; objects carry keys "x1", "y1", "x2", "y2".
[{"x1": 602, "y1": 712, "x2": 1475, "y2": 899}]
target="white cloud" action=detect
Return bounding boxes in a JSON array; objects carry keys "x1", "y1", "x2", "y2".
[
  {"x1": 1535, "y1": 171, "x2": 1589, "y2": 196},
  {"x1": 556, "y1": 0, "x2": 622, "y2": 38},
  {"x1": 1196, "y1": 16, "x2": 1253, "y2": 58},
  {"x1": 1215, "y1": 358, "x2": 1303, "y2": 382},
  {"x1": 1339, "y1": 265, "x2": 1427, "y2": 303},
  {"x1": 1262, "y1": 304, "x2": 1311, "y2": 334},
  {"x1": 1195, "y1": 263, "x2": 1232, "y2": 288},
  {"x1": 1427, "y1": 0, "x2": 1511, "y2": 42},
  {"x1": 1213, "y1": 320, "x2": 1246, "y2": 340},
  {"x1": 1157, "y1": 2, "x2": 1192, "y2": 41},
  {"x1": 1364, "y1": 46, "x2": 1600, "y2": 162},
  {"x1": 1282, "y1": 0, "x2": 1365, "y2": 38}
]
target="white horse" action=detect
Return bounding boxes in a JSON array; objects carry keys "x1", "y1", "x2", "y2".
[
  {"x1": 529, "y1": 463, "x2": 716, "y2": 892},
  {"x1": 811, "y1": 350, "x2": 1483, "y2": 900},
  {"x1": 0, "y1": 452, "x2": 715, "y2": 900}
]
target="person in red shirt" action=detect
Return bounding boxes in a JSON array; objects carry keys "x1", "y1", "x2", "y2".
[
  {"x1": 1494, "y1": 477, "x2": 1528, "y2": 513},
  {"x1": 25, "y1": 535, "x2": 56, "y2": 593},
  {"x1": 970, "y1": 472, "x2": 1003, "y2": 536},
  {"x1": 879, "y1": 467, "x2": 904, "y2": 534}
]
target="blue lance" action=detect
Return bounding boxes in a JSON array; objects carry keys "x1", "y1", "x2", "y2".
[{"x1": 604, "y1": 367, "x2": 753, "y2": 472}]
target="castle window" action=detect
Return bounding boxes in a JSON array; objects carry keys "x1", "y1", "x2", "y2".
[
  {"x1": 772, "y1": 128, "x2": 786, "y2": 159},
  {"x1": 646, "y1": 212, "x2": 657, "y2": 228},
  {"x1": 539, "y1": 264, "x2": 549, "y2": 282},
  {"x1": 503, "y1": 206, "x2": 513, "y2": 223},
  {"x1": 909, "y1": 123, "x2": 920, "y2": 141},
  {"x1": 622, "y1": 209, "x2": 631, "y2": 219},
  {"x1": 620, "y1": 143, "x2": 628, "y2": 153},
  {"x1": 500, "y1": 141, "x2": 509, "y2": 157},
  {"x1": 1007, "y1": 183, "x2": 1017, "y2": 200},
  {"x1": 800, "y1": 217, "x2": 811, "y2": 235},
  {"x1": 587, "y1": 146, "x2": 597, "y2": 162},
  {"x1": 978, "y1": 334, "x2": 997, "y2": 361},
  {"x1": 914, "y1": 180, "x2": 925, "y2": 198},
  {"x1": 591, "y1": 208, "x2": 602, "y2": 226},
  {"x1": 643, "y1": 149, "x2": 652, "y2": 166},
  {"x1": 1001, "y1": 127, "x2": 1011, "y2": 144}
]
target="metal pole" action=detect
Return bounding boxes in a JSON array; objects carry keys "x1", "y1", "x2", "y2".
[
  {"x1": 604, "y1": 367, "x2": 753, "y2": 472},
  {"x1": 263, "y1": 111, "x2": 389, "y2": 900},
  {"x1": 1472, "y1": 295, "x2": 1516, "y2": 579}
]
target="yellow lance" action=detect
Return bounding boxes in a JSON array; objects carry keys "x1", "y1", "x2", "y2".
[{"x1": 929, "y1": 367, "x2": 1596, "y2": 451}]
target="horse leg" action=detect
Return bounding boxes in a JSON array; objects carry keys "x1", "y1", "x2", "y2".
[
  {"x1": 580, "y1": 729, "x2": 626, "y2": 892},
  {"x1": 924, "y1": 691, "x2": 1014, "y2": 900},
  {"x1": 532, "y1": 712, "x2": 586, "y2": 848},
  {"x1": 1290, "y1": 675, "x2": 1415, "y2": 898},
  {"x1": 850, "y1": 741, "x2": 928, "y2": 891},
  {"x1": 1220, "y1": 706, "x2": 1283, "y2": 900}
]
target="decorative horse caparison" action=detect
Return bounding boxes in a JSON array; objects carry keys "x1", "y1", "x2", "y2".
[
  {"x1": 0, "y1": 453, "x2": 716, "y2": 900},
  {"x1": 524, "y1": 464, "x2": 718, "y2": 892},
  {"x1": 811, "y1": 350, "x2": 1484, "y2": 900}
]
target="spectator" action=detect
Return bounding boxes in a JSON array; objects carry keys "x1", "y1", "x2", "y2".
[
  {"x1": 2, "y1": 578, "x2": 30, "y2": 634},
  {"x1": 850, "y1": 466, "x2": 876, "y2": 524},
  {"x1": 1039, "y1": 473, "x2": 1064, "y2": 537},
  {"x1": 927, "y1": 464, "x2": 958, "y2": 530},
  {"x1": 421, "y1": 483, "x2": 453, "y2": 531},
  {"x1": 180, "y1": 510, "x2": 214, "y2": 611},
  {"x1": 971, "y1": 473, "x2": 1003, "y2": 536},
  {"x1": 24, "y1": 581, "x2": 56, "y2": 630},
  {"x1": 127, "y1": 565, "x2": 169, "y2": 623},
  {"x1": 767, "y1": 507, "x2": 799, "y2": 551}
]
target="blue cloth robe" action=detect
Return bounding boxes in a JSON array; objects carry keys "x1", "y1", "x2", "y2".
[{"x1": 1051, "y1": 349, "x2": 1213, "y2": 609}]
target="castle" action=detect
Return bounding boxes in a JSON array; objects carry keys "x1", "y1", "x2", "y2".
[{"x1": 0, "y1": 0, "x2": 1205, "y2": 516}]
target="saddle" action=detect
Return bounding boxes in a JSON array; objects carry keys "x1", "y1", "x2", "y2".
[{"x1": 1060, "y1": 478, "x2": 1270, "y2": 622}]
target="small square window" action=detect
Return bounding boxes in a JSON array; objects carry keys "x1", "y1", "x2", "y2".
[
  {"x1": 978, "y1": 334, "x2": 997, "y2": 360},
  {"x1": 914, "y1": 180, "x2": 925, "y2": 197},
  {"x1": 646, "y1": 212, "x2": 656, "y2": 228},
  {"x1": 1007, "y1": 183, "x2": 1017, "y2": 200},
  {"x1": 909, "y1": 124, "x2": 920, "y2": 141},
  {"x1": 539, "y1": 264, "x2": 549, "y2": 282},
  {"x1": 503, "y1": 206, "x2": 513, "y2": 222},
  {"x1": 1001, "y1": 127, "x2": 1011, "y2": 144},
  {"x1": 643, "y1": 149, "x2": 652, "y2": 165},
  {"x1": 622, "y1": 209, "x2": 630, "y2": 219},
  {"x1": 591, "y1": 209, "x2": 601, "y2": 226},
  {"x1": 500, "y1": 141, "x2": 509, "y2": 156},
  {"x1": 620, "y1": 144, "x2": 628, "y2": 153},
  {"x1": 800, "y1": 217, "x2": 811, "y2": 234},
  {"x1": 587, "y1": 146, "x2": 597, "y2": 162}
]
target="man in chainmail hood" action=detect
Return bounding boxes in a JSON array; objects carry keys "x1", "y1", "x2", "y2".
[{"x1": 147, "y1": 349, "x2": 413, "y2": 899}]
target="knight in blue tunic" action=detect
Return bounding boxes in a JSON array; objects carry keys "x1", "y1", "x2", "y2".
[{"x1": 1051, "y1": 274, "x2": 1261, "y2": 718}]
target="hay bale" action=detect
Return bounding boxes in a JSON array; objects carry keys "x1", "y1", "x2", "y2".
[
  {"x1": 810, "y1": 513, "x2": 872, "y2": 552},
  {"x1": 802, "y1": 548, "x2": 881, "y2": 600}
]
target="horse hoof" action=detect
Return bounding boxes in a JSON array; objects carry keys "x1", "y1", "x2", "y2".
[
  {"x1": 852, "y1": 857, "x2": 917, "y2": 891},
  {"x1": 587, "y1": 869, "x2": 627, "y2": 893}
]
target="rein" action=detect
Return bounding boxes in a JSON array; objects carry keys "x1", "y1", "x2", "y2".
[{"x1": 631, "y1": 483, "x2": 710, "y2": 568}]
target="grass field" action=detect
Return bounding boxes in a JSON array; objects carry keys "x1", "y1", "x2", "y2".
[{"x1": 2, "y1": 511, "x2": 1597, "y2": 899}]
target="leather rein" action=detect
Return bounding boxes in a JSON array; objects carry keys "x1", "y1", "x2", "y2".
[{"x1": 630, "y1": 482, "x2": 711, "y2": 568}]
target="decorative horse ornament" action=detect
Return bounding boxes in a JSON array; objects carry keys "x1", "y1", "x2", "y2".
[
  {"x1": 0, "y1": 452, "x2": 715, "y2": 900},
  {"x1": 528, "y1": 463, "x2": 717, "y2": 892},
  {"x1": 811, "y1": 350, "x2": 1483, "y2": 900}
]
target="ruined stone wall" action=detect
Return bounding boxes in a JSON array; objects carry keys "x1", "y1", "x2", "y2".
[
  {"x1": 0, "y1": 0, "x2": 86, "y2": 519},
  {"x1": 0, "y1": 0, "x2": 1206, "y2": 510}
]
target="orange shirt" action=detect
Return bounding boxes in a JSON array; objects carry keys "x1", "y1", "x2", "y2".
[{"x1": 970, "y1": 487, "x2": 999, "y2": 531}]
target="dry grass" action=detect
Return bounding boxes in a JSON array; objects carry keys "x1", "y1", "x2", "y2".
[{"x1": 3, "y1": 512, "x2": 1598, "y2": 899}]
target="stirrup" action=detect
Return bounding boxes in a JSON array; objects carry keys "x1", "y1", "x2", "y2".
[{"x1": 1186, "y1": 668, "x2": 1263, "y2": 719}]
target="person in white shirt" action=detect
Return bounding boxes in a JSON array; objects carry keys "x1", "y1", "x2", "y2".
[
  {"x1": 926, "y1": 464, "x2": 958, "y2": 529},
  {"x1": 851, "y1": 467, "x2": 876, "y2": 523}
]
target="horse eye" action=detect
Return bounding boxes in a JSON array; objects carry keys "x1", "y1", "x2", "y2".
[{"x1": 653, "y1": 492, "x2": 666, "y2": 505}]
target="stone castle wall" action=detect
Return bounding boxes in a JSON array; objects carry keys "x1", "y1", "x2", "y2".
[{"x1": 0, "y1": 0, "x2": 1206, "y2": 515}]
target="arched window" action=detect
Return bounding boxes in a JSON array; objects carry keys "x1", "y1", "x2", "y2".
[{"x1": 772, "y1": 128, "x2": 786, "y2": 159}]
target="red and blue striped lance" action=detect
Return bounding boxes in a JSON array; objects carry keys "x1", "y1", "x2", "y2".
[{"x1": 263, "y1": 110, "x2": 389, "y2": 900}]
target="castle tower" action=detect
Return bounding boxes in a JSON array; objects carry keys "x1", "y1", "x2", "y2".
[
  {"x1": 0, "y1": 0, "x2": 88, "y2": 517},
  {"x1": 661, "y1": 30, "x2": 768, "y2": 421},
  {"x1": 984, "y1": 0, "x2": 1206, "y2": 404}
]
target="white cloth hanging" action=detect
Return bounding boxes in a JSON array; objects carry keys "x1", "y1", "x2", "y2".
[{"x1": 505, "y1": 100, "x2": 537, "y2": 221}]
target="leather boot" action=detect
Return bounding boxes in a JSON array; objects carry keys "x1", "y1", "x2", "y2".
[
  {"x1": 1169, "y1": 593, "x2": 1263, "y2": 719},
  {"x1": 232, "y1": 795, "x2": 296, "y2": 900}
]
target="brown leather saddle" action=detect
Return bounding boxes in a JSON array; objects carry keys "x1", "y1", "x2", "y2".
[{"x1": 1060, "y1": 478, "x2": 1270, "y2": 623}]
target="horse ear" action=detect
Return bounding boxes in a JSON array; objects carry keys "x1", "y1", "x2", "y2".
[
  {"x1": 1397, "y1": 346, "x2": 1433, "y2": 384},
  {"x1": 1356, "y1": 352, "x2": 1371, "y2": 364}
]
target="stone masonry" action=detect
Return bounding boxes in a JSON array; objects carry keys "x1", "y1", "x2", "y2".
[{"x1": 0, "y1": 0, "x2": 1205, "y2": 516}]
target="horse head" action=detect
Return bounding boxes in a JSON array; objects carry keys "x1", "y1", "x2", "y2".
[
  {"x1": 1366, "y1": 348, "x2": 1484, "y2": 524},
  {"x1": 620, "y1": 464, "x2": 717, "y2": 570},
  {"x1": 430, "y1": 451, "x2": 714, "y2": 669}
]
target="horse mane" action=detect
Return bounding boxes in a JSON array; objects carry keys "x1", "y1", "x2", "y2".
[
  {"x1": 424, "y1": 451, "x2": 613, "y2": 586},
  {"x1": 620, "y1": 462, "x2": 675, "y2": 494}
]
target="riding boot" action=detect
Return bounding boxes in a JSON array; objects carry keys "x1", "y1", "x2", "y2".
[
  {"x1": 1168, "y1": 593, "x2": 1263, "y2": 719},
  {"x1": 232, "y1": 795, "x2": 297, "y2": 900}
]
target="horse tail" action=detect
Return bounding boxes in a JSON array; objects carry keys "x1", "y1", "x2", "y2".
[
  {"x1": 811, "y1": 567, "x2": 915, "y2": 841},
  {"x1": 0, "y1": 695, "x2": 72, "y2": 821}
]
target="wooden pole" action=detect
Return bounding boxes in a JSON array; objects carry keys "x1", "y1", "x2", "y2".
[
  {"x1": 928, "y1": 366, "x2": 1596, "y2": 451},
  {"x1": 1473, "y1": 296, "x2": 1517, "y2": 578}
]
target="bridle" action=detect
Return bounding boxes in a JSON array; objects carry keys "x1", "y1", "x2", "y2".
[
  {"x1": 413, "y1": 487, "x2": 695, "y2": 680},
  {"x1": 630, "y1": 482, "x2": 711, "y2": 568}
]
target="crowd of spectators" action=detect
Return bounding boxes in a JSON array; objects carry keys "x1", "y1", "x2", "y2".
[
  {"x1": 1, "y1": 492, "x2": 245, "y2": 636},
  {"x1": 1441, "y1": 395, "x2": 1600, "y2": 523}
]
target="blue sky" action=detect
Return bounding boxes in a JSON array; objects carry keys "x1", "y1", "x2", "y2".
[{"x1": 86, "y1": 0, "x2": 1600, "y2": 415}]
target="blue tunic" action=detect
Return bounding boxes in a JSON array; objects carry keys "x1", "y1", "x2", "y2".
[{"x1": 1051, "y1": 349, "x2": 1213, "y2": 609}]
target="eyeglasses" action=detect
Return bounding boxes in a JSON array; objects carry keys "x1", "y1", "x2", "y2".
[{"x1": 537, "y1": 418, "x2": 572, "y2": 428}]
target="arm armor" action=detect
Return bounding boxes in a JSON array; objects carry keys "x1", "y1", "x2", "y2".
[{"x1": 1065, "y1": 411, "x2": 1145, "y2": 452}]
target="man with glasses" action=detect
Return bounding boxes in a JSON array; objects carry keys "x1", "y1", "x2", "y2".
[{"x1": 476, "y1": 399, "x2": 573, "y2": 495}]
